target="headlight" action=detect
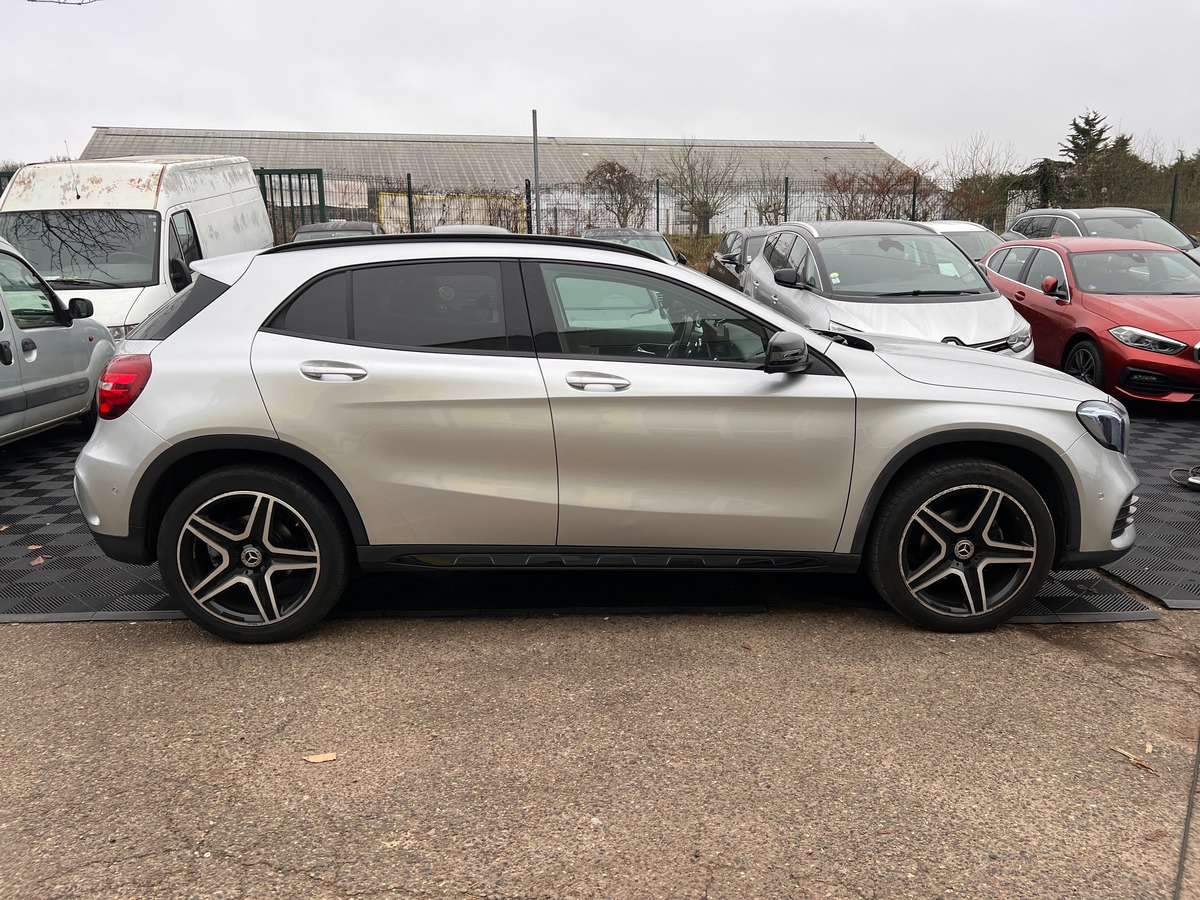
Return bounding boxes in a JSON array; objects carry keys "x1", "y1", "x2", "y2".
[
  {"x1": 1109, "y1": 325, "x2": 1186, "y2": 355},
  {"x1": 108, "y1": 324, "x2": 131, "y2": 341},
  {"x1": 1007, "y1": 320, "x2": 1032, "y2": 353},
  {"x1": 1077, "y1": 400, "x2": 1129, "y2": 453}
]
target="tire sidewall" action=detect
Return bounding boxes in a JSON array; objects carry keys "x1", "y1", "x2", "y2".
[
  {"x1": 866, "y1": 460, "x2": 1055, "y2": 632},
  {"x1": 156, "y1": 465, "x2": 350, "y2": 643}
]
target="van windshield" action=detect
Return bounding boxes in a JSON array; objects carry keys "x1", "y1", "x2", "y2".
[{"x1": 0, "y1": 210, "x2": 160, "y2": 288}]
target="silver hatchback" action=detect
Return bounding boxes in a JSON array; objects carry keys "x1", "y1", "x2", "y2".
[{"x1": 74, "y1": 234, "x2": 1139, "y2": 642}]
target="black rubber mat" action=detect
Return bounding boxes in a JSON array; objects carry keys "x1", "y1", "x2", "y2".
[
  {"x1": 1103, "y1": 407, "x2": 1200, "y2": 609},
  {"x1": 0, "y1": 417, "x2": 1172, "y2": 625}
]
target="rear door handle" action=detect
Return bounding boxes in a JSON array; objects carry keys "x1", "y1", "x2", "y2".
[
  {"x1": 300, "y1": 361, "x2": 367, "y2": 382},
  {"x1": 565, "y1": 371, "x2": 631, "y2": 392},
  {"x1": 1014, "y1": 290, "x2": 1026, "y2": 301}
]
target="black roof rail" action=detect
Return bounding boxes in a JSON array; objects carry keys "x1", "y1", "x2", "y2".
[{"x1": 261, "y1": 232, "x2": 663, "y2": 262}]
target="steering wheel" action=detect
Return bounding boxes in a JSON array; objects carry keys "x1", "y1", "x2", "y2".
[{"x1": 666, "y1": 315, "x2": 696, "y2": 358}]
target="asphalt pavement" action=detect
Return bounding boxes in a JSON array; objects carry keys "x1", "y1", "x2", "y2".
[{"x1": 0, "y1": 583, "x2": 1196, "y2": 899}]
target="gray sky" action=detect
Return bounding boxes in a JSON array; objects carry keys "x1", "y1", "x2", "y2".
[{"x1": 9, "y1": 0, "x2": 1200, "y2": 173}]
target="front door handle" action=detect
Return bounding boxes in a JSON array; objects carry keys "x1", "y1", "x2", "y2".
[
  {"x1": 565, "y1": 371, "x2": 631, "y2": 392},
  {"x1": 21, "y1": 338, "x2": 35, "y2": 352},
  {"x1": 300, "y1": 361, "x2": 368, "y2": 382},
  {"x1": 0, "y1": 341, "x2": 11, "y2": 366}
]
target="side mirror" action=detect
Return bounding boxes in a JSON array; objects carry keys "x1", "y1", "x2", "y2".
[
  {"x1": 717, "y1": 251, "x2": 740, "y2": 265},
  {"x1": 764, "y1": 331, "x2": 811, "y2": 374},
  {"x1": 676, "y1": 251, "x2": 688, "y2": 265},
  {"x1": 1041, "y1": 275, "x2": 1067, "y2": 299},
  {"x1": 67, "y1": 297, "x2": 93, "y2": 319},
  {"x1": 773, "y1": 268, "x2": 800, "y2": 288},
  {"x1": 168, "y1": 257, "x2": 192, "y2": 293}
]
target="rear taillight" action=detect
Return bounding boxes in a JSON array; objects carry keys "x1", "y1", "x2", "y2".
[{"x1": 98, "y1": 354, "x2": 153, "y2": 420}]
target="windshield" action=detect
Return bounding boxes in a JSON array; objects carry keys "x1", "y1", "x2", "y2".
[
  {"x1": 1078, "y1": 215, "x2": 1191, "y2": 250},
  {"x1": 816, "y1": 233, "x2": 990, "y2": 298},
  {"x1": 1070, "y1": 249, "x2": 1200, "y2": 294},
  {"x1": 943, "y1": 230, "x2": 1003, "y2": 260},
  {"x1": 586, "y1": 231, "x2": 676, "y2": 262},
  {"x1": 0, "y1": 209, "x2": 160, "y2": 288}
]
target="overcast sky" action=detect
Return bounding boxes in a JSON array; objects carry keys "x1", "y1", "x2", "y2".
[{"x1": 8, "y1": 0, "x2": 1200, "y2": 173}]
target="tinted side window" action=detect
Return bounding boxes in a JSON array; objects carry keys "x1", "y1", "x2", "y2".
[
  {"x1": 986, "y1": 248, "x2": 1010, "y2": 273},
  {"x1": 1023, "y1": 248, "x2": 1067, "y2": 290},
  {"x1": 272, "y1": 272, "x2": 350, "y2": 340},
  {"x1": 1023, "y1": 216, "x2": 1055, "y2": 239},
  {"x1": 997, "y1": 245, "x2": 1035, "y2": 281},
  {"x1": 1051, "y1": 217, "x2": 1081, "y2": 237},
  {"x1": 352, "y1": 261, "x2": 506, "y2": 351}
]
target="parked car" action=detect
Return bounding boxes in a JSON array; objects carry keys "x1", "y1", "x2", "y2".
[
  {"x1": 291, "y1": 219, "x2": 384, "y2": 241},
  {"x1": 581, "y1": 227, "x2": 686, "y2": 265},
  {"x1": 982, "y1": 235, "x2": 1200, "y2": 402},
  {"x1": 745, "y1": 220, "x2": 1033, "y2": 359},
  {"x1": 75, "y1": 234, "x2": 1137, "y2": 643},
  {"x1": 1001, "y1": 208, "x2": 1200, "y2": 262},
  {"x1": 0, "y1": 237, "x2": 116, "y2": 447},
  {"x1": 429, "y1": 224, "x2": 511, "y2": 234},
  {"x1": 923, "y1": 220, "x2": 1005, "y2": 261},
  {"x1": 708, "y1": 226, "x2": 774, "y2": 290},
  {"x1": 0, "y1": 156, "x2": 274, "y2": 339}
]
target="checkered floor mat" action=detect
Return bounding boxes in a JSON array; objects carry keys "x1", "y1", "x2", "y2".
[
  {"x1": 0, "y1": 414, "x2": 1182, "y2": 624},
  {"x1": 1103, "y1": 408, "x2": 1200, "y2": 609}
]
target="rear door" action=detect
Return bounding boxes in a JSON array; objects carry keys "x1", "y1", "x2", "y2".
[
  {"x1": 0, "y1": 251, "x2": 89, "y2": 430},
  {"x1": 252, "y1": 258, "x2": 558, "y2": 547}
]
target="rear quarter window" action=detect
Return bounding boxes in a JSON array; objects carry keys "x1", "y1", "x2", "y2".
[{"x1": 126, "y1": 275, "x2": 230, "y2": 341}]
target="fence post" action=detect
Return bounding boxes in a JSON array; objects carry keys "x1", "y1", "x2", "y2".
[
  {"x1": 656, "y1": 179, "x2": 660, "y2": 232},
  {"x1": 1169, "y1": 172, "x2": 1180, "y2": 223},
  {"x1": 525, "y1": 179, "x2": 533, "y2": 233},
  {"x1": 406, "y1": 173, "x2": 415, "y2": 233},
  {"x1": 783, "y1": 176, "x2": 790, "y2": 221},
  {"x1": 910, "y1": 176, "x2": 918, "y2": 220}
]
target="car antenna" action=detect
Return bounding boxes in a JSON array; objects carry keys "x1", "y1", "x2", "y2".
[{"x1": 64, "y1": 141, "x2": 80, "y2": 200}]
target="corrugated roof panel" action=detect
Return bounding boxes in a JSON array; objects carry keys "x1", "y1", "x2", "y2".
[{"x1": 80, "y1": 126, "x2": 907, "y2": 188}]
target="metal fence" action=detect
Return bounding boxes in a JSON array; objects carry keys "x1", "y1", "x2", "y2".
[{"x1": 262, "y1": 169, "x2": 1199, "y2": 241}]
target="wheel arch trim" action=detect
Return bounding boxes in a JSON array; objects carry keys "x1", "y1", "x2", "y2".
[
  {"x1": 848, "y1": 429, "x2": 1082, "y2": 560},
  {"x1": 129, "y1": 435, "x2": 369, "y2": 548}
]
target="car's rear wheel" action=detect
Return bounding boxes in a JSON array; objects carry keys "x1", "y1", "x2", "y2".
[
  {"x1": 1064, "y1": 339, "x2": 1105, "y2": 388},
  {"x1": 866, "y1": 460, "x2": 1054, "y2": 632},
  {"x1": 156, "y1": 465, "x2": 350, "y2": 643}
]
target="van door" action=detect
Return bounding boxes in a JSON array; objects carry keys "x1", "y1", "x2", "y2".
[
  {"x1": 0, "y1": 299, "x2": 25, "y2": 438},
  {"x1": 0, "y1": 253, "x2": 90, "y2": 429}
]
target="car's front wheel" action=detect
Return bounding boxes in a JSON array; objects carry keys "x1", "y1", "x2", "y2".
[
  {"x1": 866, "y1": 460, "x2": 1054, "y2": 632},
  {"x1": 1064, "y1": 339, "x2": 1105, "y2": 389},
  {"x1": 156, "y1": 465, "x2": 351, "y2": 643}
]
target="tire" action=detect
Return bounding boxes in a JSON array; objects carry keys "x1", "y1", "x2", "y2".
[
  {"x1": 865, "y1": 460, "x2": 1055, "y2": 632},
  {"x1": 156, "y1": 465, "x2": 351, "y2": 643},
  {"x1": 1063, "y1": 339, "x2": 1105, "y2": 389}
]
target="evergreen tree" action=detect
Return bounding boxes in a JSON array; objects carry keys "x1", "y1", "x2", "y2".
[{"x1": 1059, "y1": 110, "x2": 1112, "y2": 166}]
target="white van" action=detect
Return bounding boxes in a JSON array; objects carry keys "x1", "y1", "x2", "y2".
[{"x1": 0, "y1": 156, "x2": 274, "y2": 338}]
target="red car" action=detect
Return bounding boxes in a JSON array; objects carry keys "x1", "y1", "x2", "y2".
[{"x1": 982, "y1": 236, "x2": 1200, "y2": 403}]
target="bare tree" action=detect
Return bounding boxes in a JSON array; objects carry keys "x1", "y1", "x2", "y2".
[
  {"x1": 584, "y1": 160, "x2": 650, "y2": 228},
  {"x1": 940, "y1": 133, "x2": 1024, "y2": 229},
  {"x1": 819, "y1": 158, "x2": 940, "y2": 220},
  {"x1": 745, "y1": 155, "x2": 789, "y2": 226},
  {"x1": 662, "y1": 138, "x2": 742, "y2": 236}
]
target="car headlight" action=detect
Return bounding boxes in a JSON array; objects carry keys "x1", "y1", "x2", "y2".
[
  {"x1": 1109, "y1": 325, "x2": 1186, "y2": 355},
  {"x1": 108, "y1": 324, "x2": 132, "y2": 341},
  {"x1": 1007, "y1": 320, "x2": 1032, "y2": 353},
  {"x1": 1077, "y1": 399, "x2": 1129, "y2": 453}
]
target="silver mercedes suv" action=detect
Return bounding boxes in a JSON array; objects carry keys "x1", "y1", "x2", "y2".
[{"x1": 74, "y1": 234, "x2": 1139, "y2": 643}]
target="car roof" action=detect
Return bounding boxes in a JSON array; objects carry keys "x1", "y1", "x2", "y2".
[
  {"x1": 293, "y1": 220, "x2": 378, "y2": 232},
  {"x1": 924, "y1": 220, "x2": 994, "y2": 233},
  {"x1": 582, "y1": 227, "x2": 666, "y2": 237},
  {"x1": 991, "y1": 236, "x2": 1184, "y2": 254},
  {"x1": 1013, "y1": 207, "x2": 1158, "y2": 221},
  {"x1": 779, "y1": 219, "x2": 939, "y2": 238}
]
